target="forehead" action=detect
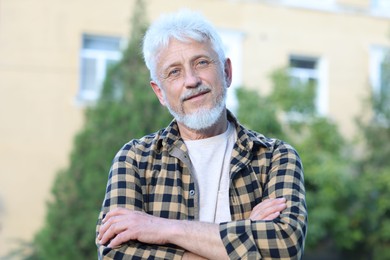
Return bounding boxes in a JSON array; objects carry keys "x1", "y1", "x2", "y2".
[{"x1": 156, "y1": 38, "x2": 217, "y2": 68}]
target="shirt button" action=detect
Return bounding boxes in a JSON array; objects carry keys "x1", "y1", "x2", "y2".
[{"x1": 189, "y1": 190, "x2": 195, "y2": 196}]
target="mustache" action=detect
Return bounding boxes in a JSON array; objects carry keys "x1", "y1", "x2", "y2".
[{"x1": 180, "y1": 85, "x2": 211, "y2": 101}]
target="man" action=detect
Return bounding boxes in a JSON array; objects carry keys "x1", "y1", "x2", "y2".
[{"x1": 96, "y1": 9, "x2": 307, "y2": 260}]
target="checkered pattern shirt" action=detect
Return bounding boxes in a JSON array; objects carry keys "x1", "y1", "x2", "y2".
[{"x1": 96, "y1": 111, "x2": 307, "y2": 259}]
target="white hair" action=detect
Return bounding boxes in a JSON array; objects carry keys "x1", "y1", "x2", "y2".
[{"x1": 142, "y1": 9, "x2": 226, "y2": 81}]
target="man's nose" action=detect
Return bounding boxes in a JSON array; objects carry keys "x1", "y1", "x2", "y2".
[{"x1": 183, "y1": 68, "x2": 201, "y2": 88}]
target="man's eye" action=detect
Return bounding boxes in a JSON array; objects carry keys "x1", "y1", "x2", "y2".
[
  {"x1": 197, "y1": 59, "x2": 210, "y2": 66},
  {"x1": 168, "y1": 69, "x2": 180, "y2": 77}
]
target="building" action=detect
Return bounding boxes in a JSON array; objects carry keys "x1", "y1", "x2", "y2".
[{"x1": 0, "y1": 0, "x2": 389, "y2": 257}]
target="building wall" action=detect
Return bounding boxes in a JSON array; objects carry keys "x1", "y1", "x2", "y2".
[
  {"x1": 0, "y1": 0, "x2": 134, "y2": 256},
  {"x1": 0, "y1": 0, "x2": 389, "y2": 257}
]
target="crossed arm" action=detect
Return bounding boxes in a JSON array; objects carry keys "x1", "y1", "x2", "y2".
[
  {"x1": 96, "y1": 138, "x2": 307, "y2": 259},
  {"x1": 97, "y1": 198, "x2": 287, "y2": 260}
]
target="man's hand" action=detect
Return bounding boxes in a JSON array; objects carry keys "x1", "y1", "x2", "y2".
[
  {"x1": 97, "y1": 197, "x2": 286, "y2": 259},
  {"x1": 250, "y1": 197, "x2": 287, "y2": 221},
  {"x1": 98, "y1": 208, "x2": 171, "y2": 248},
  {"x1": 97, "y1": 208, "x2": 228, "y2": 259}
]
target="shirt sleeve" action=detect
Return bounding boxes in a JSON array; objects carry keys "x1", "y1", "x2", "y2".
[
  {"x1": 95, "y1": 143, "x2": 185, "y2": 259},
  {"x1": 219, "y1": 142, "x2": 307, "y2": 259}
]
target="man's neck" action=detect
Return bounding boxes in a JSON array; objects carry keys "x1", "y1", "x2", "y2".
[{"x1": 178, "y1": 110, "x2": 228, "y2": 140}]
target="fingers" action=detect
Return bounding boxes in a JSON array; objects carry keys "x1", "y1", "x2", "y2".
[
  {"x1": 250, "y1": 197, "x2": 287, "y2": 221},
  {"x1": 98, "y1": 208, "x2": 130, "y2": 246},
  {"x1": 107, "y1": 227, "x2": 130, "y2": 248},
  {"x1": 98, "y1": 209, "x2": 169, "y2": 248},
  {"x1": 262, "y1": 211, "x2": 280, "y2": 221},
  {"x1": 98, "y1": 209, "x2": 155, "y2": 248},
  {"x1": 102, "y1": 207, "x2": 128, "y2": 224},
  {"x1": 98, "y1": 215, "x2": 126, "y2": 246}
]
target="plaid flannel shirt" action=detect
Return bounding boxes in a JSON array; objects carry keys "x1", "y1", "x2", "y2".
[{"x1": 96, "y1": 111, "x2": 307, "y2": 259}]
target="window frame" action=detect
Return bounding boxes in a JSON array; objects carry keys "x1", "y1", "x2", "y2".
[
  {"x1": 288, "y1": 54, "x2": 328, "y2": 116},
  {"x1": 370, "y1": 0, "x2": 390, "y2": 17},
  {"x1": 370, "y1": 45, "x2": 389, "y2": 95},
  {"x1": 218, "y1": 29, "x2": 244, "y2": 113},
  {"x1": 77, "y1": 34, "x2": 122, "y2": 105},
  {"x1": 369, "y1": 45, "x2": 390, "y2": 123},
  {"x1": 280, "y1": 0, "x2": 336, "y2": 10}
]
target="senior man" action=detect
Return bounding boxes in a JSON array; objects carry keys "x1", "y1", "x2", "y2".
[{"x1": 96, "y1": 9, "x2": 307, "y2": 260}]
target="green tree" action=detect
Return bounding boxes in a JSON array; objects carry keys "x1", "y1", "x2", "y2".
[
  {"x1": 348, "y1": 50, "x2": 390, "y2": 260},
  {"x1": 236, "y1": 68, "x2": 358, "y2": 259},
  {"x1": 28, "y1": 1, "x2": 171, "y2": 259},
  {"x1": 271, "y1": 69, "x2": 359, "y2": 253},
  {"x1": 235, "y1": 87, "x2": 284, "y2": 139},
  {"x1": 295, "y1": 117, "x2": 359, "y2": 255},
  {"x1": 270, "y1": 68, "x2": 316, "y2": 116}
]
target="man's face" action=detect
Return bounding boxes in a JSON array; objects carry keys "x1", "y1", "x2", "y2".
[{"x1": 150, "y1": 38, "x2": 232, "y2": 130}]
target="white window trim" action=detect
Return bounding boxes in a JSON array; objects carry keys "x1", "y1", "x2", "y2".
[
  {"x1": 289, "y1": 56, "x2": 328, "y2": 116},
  {"x1": 78, "y1": 49, "x2": 121, "y2": 101},
  {"x1": 369, "y1": 45, "x2": 388, "y2": 95},
  {"x1": 371, "y1": 0, "x2": 390, "y2": 10},
  {"x1": 369, "y1": 45, "x2": 390, "y2": 125},
  {"x1": 278, "y1": 0, "x2": 336, "y2": 11},
  {"x1": 77, "y1": 35, "x2": 122, "y2": 105},
  {"x1": 370, "y1": 0, "x2": 390, "y2": 18},
  {"x1": 218, "y1": 29, "x2": 244, "y2": 114},
  {"x1": 317, "y1": 58, "x2": 329, "y2": 116}
]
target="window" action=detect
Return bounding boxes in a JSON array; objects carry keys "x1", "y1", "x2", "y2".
[
  {"x1": 370, "y1": 46, "x2": 389, "y2": 95},
  {"x1": 78, "y1": 34, "x2": 122, "y2": 104},
  {"x1": 218, "y1": 29, "x2": 244, "y2": 113},
  {"x1": 370, "y1": 45, "x2": 390, "y2": 119},
  {"x1": 289, "y1": 55, "x2": 328, "y2": 116},
  {"x1": 289, "y1": 56, "x2": 318, "y2": 85},
  {"x1": 280, "y1": 0, "x2": 336, "y2": 10},
  {"x1": 371, "y1": 0, "x2": 390, "y2": 17},
  {"x1": 371, "y1": 0, "x2": 390, "y2": 10}
]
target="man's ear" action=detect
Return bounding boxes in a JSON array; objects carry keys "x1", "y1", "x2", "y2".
[
  {"x1": 150, "y1": 81, "x2": 166, "y2": 106},
  {"x1": 224, "y1": 58, "x2": 233, "y2": 88}
]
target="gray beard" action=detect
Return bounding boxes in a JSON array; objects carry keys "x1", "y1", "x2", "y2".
[{"x1": 163, "y1": 87, "x2": 227, "y2": 131}]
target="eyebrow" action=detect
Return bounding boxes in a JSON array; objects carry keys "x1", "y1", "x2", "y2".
[{"x1": 162, "y1": 54, "x2": 214, "y2": 71}]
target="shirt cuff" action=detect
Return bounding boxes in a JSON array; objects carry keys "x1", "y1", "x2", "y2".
[{"x1": 219, "y1": 219, "x2": 262, "y2": 259}]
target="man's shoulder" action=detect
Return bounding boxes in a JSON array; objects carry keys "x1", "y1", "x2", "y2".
[
  {"x1": 228, "y1": 112, "x2": 279, "y2": 149},
  {"x1": 237, "y1": 124, "x2": 297, "y2": 154},
  {"x1": 119, "y1": 128, "x2": 167, "y2": 154},
  {"x1": 236, "y1": 123, "x2": 275, "y2": 148},
  {"x1": 116, "y1": 119, "x2": 180, "y2": 157}
]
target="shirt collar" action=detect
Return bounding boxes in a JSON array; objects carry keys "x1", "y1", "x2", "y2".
[
  {"x1": 157, "y1": 110, "x2": 270, "y2": 152},
  {"x1": 227, "y1": 110, "x2": 270, "y2": 151}
]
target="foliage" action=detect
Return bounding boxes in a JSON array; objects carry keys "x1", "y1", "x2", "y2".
[
  {"x1": 294, "y1": 117, "x2": 358, "y2": 251},
  {"x1": 24, "y1": 3, "x2": 389, "y2": 259},
  {"x1": 236, "y1": 87, "x2": 284, "y2": 139},
  {"x1": 235, "y1": 47, "x2": 390, "y2": 260},
  {"x1": 348, "y1": 54, "x2": 390, "y2": 258},
  {"x1": 236, "y1": 67, "x2": 390, "y2": 259},
  {"x1": 28, "y1": 0, "x2": 171, "y2": 259},
  {"x1": 270, "y1": 68, "x2": 316, "y2": 116}
]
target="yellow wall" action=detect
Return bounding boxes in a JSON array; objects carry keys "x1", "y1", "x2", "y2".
[
  {"x1": 0, "y1": 0, "x2": 389, "y2": 257},
  {"x1": 0, "y1": 0, "x2": 134, "y2": 256}
]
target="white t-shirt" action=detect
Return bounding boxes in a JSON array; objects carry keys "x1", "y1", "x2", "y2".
[{"x1": 184, "y1": 122, "x2": 236, "y2": 223}]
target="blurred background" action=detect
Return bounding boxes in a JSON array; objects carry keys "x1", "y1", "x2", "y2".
[{"x1": 1, "y1": 0, "x2": 389, "y2": 259}]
